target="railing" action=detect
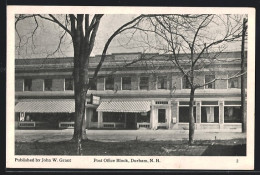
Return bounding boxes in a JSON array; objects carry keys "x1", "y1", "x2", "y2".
[
  {"x1": 18, "y1": 121, "x2": 35, "y2": 128},
  {"x1": 137, "y1": 123, "x2": 150, "y2": 129},
  {"x1": 102, "y1": 122, "x2": 126, "y2": 129},
  {"x1": 59, "y1": 122, "x2": 74, "y2": 129}
]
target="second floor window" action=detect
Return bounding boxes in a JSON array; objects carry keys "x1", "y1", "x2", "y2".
[
  {"x1": 24, "y1": 79, "x2": 32, "y2": 91},
  {"x1": 65, "y1": 78, "x2": 73, "y2": 91},
  {"x1": 44, "y1": 79, "x2": 52, "y2": 91},
  {"x1": 89, "y1": 78, "x2": 97, "y2": 90},
  {"x1": 205, "y1": 75, "x2": 215, "y2": 89},
  {"x1": 105, "y1": 77, "x2": 114, "y2": 90},
  {"x1": 228, "y1": 77, "x2": 240, "y2": 88},
  {"x1": 182, "y1": 77, "x2": 190, "y2": 89},
  {"x1": 157, "y1": 76, "x2": 167, "y2": 89},
  {"x1": 122, "y1": 77, "x2": 131, "y2": 90},
  {"x1": 139, "y1": 77, "x2": 149, "y2": 90}
]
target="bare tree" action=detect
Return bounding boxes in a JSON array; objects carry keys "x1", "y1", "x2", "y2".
[
  {"x1": 15, "y1": 14, "x2": 161, "y2": 154},
  {"x1": 122, "y1": 14, "x2": 246, "y2": 144}
]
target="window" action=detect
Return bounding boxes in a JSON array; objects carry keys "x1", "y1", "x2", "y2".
[
  {"x1": 103, "y1": 112, "x2": 124, "y2": 122},
  {"x1": 224, "y1": 106, "x2": 241, "y2": 123},
  {"x1": 89, "y1": 78, "x2": 97, "y2": 90},
  {"x1": 122, "y1": 77, "x2": 131, "y2": 90},
  {"x1": 179, "y1": 107, "x2": 196, "y2": 123},
  {"x1": 65, "y1": 78, "x2": 73, "y2": 91},
  {"x1": 137, "y1": 112, "x2": 150, "y2": 123},
  {"x1": 91, "y1": 109, "x2": 98, "y2": 122},
  {"x1": 201, "y1": 107, "x2": 219, "y2": 123},
  {"x1": 105, "y1": 77, "x2": 114, "y2": 90},
  {"x1": 205, "y1": 75, "x2": 215, "y2": 89},
  {"x1": 44, "y1": 79, "x2": 52, "y2": 91},
  {"x1": 228, "y1": 77, "x2": 240, "y2": 88},
  {"x1": 24, "y1": 79, "x2": 32, "y2": 91},
  {"x1": 158, "y1": 109, "x2": 166, "y2": 123},
  {"x1": 157, "y1": 76, "x2": 167, "y2": 89},
  {"x1": 139, "y1": 77, "x2": 149, "y2": 90},
  {"x1": 182, "y1": 77, "x2": 190, "y2": 89}
]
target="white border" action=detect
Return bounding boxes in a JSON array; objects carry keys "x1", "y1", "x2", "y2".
[{"x1": 7, "y1": 6, "x2": 255, "y2": 170}]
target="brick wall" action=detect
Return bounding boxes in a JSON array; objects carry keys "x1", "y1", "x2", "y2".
[
  {"x1": 216, "y1": 72, "x2": 227, "y2": 89},
  {"x1": 52, "y1": 79, "x2": 64, "y2": 91},
  {"x1": 32, "y1": 79, "x2": 44, "y2": 91},
  {"x1": 15, "y1": 79, "x2": 23, "y2": 91},
  {"x1": 97, "y1": 78, "x2": 104, "y2": 91}
]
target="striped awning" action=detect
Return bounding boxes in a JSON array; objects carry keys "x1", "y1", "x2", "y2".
[
  {"x1": 15, "y1": 100, "x2": 75, "y2": 113},
  {"x1": 97, "y1": 101, "x2": 151, "y2": 113}
]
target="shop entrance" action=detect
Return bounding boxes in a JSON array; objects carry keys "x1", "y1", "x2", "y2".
[{"x1": 125, "y1": 113, "x2": 137, "y2": 129}]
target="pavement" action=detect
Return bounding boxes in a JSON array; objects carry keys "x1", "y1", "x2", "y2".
[{"x1": 15, "y1": 129, "x2": 246, "y2": 143}]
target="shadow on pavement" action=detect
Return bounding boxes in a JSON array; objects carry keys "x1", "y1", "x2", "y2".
[{"x1": 201, "y1": 144, "x2": 246, "y2": 156}]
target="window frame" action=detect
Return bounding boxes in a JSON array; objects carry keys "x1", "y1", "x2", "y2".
[
  {"x1": 204, "y1": 74, "x2": 215, "y2": 89},
  {"x1": 64, "y1": 78, "x2": 74, "y2": 91},
  {"x1": 139, "y1": 76, "x2": 149, "y2": 90},
  {"x1": 157, "y1": 76, "x2": 167, "y2": 90},
  {"x1": 44, "y1": 79, "x2": 52, "y2": 91},
  {"x1": 24, "y1": 79, "x2": 32, "y2": 91},
  {"x1": 105, "y1": 77, "x2": 114, "y2": 90},
  {"x1": 121, "y1": 77, "x2": 132, "y2": 90}
]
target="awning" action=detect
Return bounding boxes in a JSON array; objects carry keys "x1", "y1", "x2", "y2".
[
  {"x1": 97, "y1": 101, "x2": 151, "y2": 113},
  {"x1": 15, "y1": 100, "x2": 75, "y2": 113}
]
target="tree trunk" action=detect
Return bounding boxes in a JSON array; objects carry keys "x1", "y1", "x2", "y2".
[
  {"x1": 241, "y1": 18, "x2": 247, "y2": 133},
  {"x1": 188, "y1": 88, "x2": 196, "y2": 145}
]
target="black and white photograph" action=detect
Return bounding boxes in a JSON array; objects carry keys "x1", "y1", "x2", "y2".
[{"x1": 6, "y1": 6, "x2": 255, "y2": 170}]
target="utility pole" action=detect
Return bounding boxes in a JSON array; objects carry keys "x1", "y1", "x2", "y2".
[{"x1": 241, "y1": 18, "x2": 247, "y2": 133}]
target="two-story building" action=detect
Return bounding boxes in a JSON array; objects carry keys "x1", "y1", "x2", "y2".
[{"x1": 15, "y1": 51, "x2": 246, "y2": 131}]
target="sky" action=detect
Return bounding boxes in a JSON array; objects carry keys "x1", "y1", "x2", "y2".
[{"x1": 15, "y1": 14, "x2": 246, "y2": 59}]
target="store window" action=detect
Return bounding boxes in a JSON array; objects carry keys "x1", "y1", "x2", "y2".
[
  {"x1": 137, "y1": 112, "x2": 150, "y2": 123},
  {"x1": 224, "y1": 106, "x2": 241, "y2": 123},
  {"x1": 89, "y1": 78, "x2": 97, "y2": 90},
  {"x1": 182, "y1": 77, "x2": 190, "y2": 89},
  {"x1": 65, "y1": 78, "x2": 73, "y2": 90},
  {"x1": 158, "y1": 109, "x2": 166, "y2": 123},
  {"x1": 179, "y1": 107, "x2": 196, "y2": 123},
  {"x1": 91, "y1": 109, "x2": 98, "y2": 122},
  {"x1": 105, "y1": 77, "x2": 114, "y2": 90},
  {"x1": 103, "y1": 112, "x2": 124, "y2": 122},
  {"x1": 205, "y1": 75, "x2": 215, "y2": 89},
  {"x1": 201, "y1": 107, "x2": 219, "y2": 123},
  {"x1": 24, "y1": 79, "x2": 32, "y2": 91},
  {"x1": 122, "y1": 77, "x2": 131, "y2": 90},
  {"x1": 44, "y1": 79, "x2": 52, "y2": 91},
  {"x1": 139, "y1": 77, "x2": 149, "y2": 90},
  {"x1": 157, "y1": 76, "x2": 167, "y2": 89}
]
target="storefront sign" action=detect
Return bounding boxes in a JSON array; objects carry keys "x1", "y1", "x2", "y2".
[{"x1": 92, "y1": 95, "x2": 100, "y2": 105}]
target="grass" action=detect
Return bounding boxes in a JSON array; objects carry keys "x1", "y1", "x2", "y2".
[{"x1": 15, "y1": 139, "x2": 246, "y2": 156}]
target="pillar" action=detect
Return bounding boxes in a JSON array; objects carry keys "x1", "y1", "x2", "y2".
[
  {"x1": 150, "y1": 100, "x2": 156, "y2": 129},
  {"x1": 219, "y1": 101, "x2": 224, "y2": 129},
  {"x1": 97, "y1": 111, "x2": 103, "y2": 128},
  {"x1": 196, "y1": 101, "x2": 201, "y2": 129},
  {"x1": 167, "y1": 101, "x2": 171, "y2": 129}
]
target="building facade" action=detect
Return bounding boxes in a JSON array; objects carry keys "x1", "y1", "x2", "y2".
[{"x1": 15, "y1": 51, "x2": 247, "y2": 131}]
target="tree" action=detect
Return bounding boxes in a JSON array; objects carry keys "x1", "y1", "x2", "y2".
[
  {"x1": 123, "y1": 14, "x2": 246, "y2": 144},
  {"x1": 15, "y1": 14, "x2": 158, "y2": 154}
]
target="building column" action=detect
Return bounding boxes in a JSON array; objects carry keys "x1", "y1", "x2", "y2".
[
  {"x1": 219, "y1": 101, "x2": 224, "y2": 129},
  {"x1": 150, "y1": 100, "x2": 156, "y2": 129},
  {"x1": 97, "y1": 111, "x2": 103, "y2": 128},
  {"x1": 196, "y1": 101, "x2": 201, "y2": 129},
  {"x1": 167, "y1": 101, "x2": 171, "y2": 129}
]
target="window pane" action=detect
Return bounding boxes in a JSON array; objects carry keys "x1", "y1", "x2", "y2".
[
  {"x1": 224, "y1": 106, "x2": 241, "y2": 123},
  {"x1": 205, "y1": 75, "x2": 215, "y2": 89},
  {"x1": 89, "y1": 78, "x2": 97, "y2": 90},
  {"x1": 157, "y1": 76, "x2": 167, "y2": 89},
  {"x1": 103, "y1": 112, "x2": 124, "y2": 122},
  {"x1": 65, "y1": 78, "x2": 73, "y2": 90},
  {"x1": 228, "y1": 77, "x2": 240, "y2": 88},
  {"x1": 24, "y1": 79, "x2": 32, "y2": 91},
  {"x1": 44, "y1": 79, "x2": 52, "y2": 91},
  {"x1": 201, "y1": 107, "x2": 219, "y2": 123},
  {"x1": 140, "y1": 77, "x2": 149, "y2": 90},
  {"x1": 105, "y1": 77, "x2": 114, "y2": 90},
  {"x1": 137, "y1": 112, "x2": 150, "y2": 122},
  {"x1": 122, "y1": 77, "x2": 131, "y2": 90},
  {"x1": 179, "y1": 107, "x2": 196, "y2": 123},
  {"x1": 182, "y1": 77, "x2": 190, "y2": 89},
  {"x1": 158, "y1": 109, "x2": 166, "y2": 123}
]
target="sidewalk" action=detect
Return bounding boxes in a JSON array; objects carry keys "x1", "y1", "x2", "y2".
[{"x1": 15, "y1": 129, "x2": 246, "y2": 143}]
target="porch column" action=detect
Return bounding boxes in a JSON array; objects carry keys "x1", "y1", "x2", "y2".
[
  {"x1": 196, "y1": 101, "x2": 201, "y2": 130},
  {"x1": 167, "y1": 101, "x2": 171, "y2": 129},
  {"x1": 97, "y1": 111, "x2": 103, "y2": 128},
  {"x1": 219, "y1": 100, "x2": 224, "y2": 129},
  {"x1": 150, "y1": 100, "x2": 156, "y2": 129}
]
